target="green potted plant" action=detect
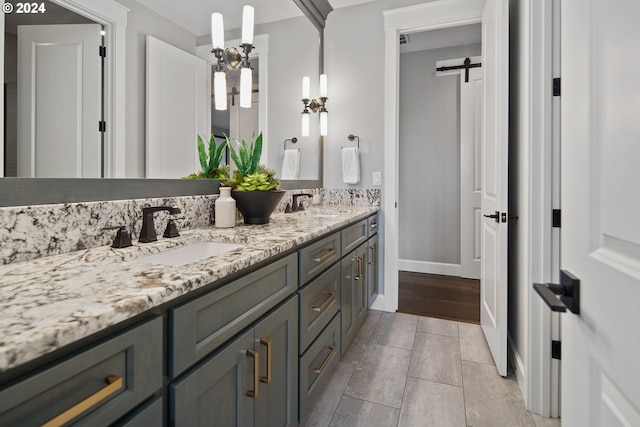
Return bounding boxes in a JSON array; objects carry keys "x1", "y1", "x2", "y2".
[
  {"x1": 183, "y1": 134, "x2": 229, "y2": 180},
  {"x1": 223, "y1": 132, "x2": 284, "y2": 224}
]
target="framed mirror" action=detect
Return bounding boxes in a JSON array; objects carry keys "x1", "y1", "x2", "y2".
[{"x1": 0, "y1": 0, "x2": 329, "y2": 207}]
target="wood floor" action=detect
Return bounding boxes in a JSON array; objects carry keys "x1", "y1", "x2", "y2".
[{"x1": 398, "y1": 271, "x2": 480, "y2": 324}]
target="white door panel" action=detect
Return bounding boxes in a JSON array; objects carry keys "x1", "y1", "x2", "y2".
[
  {"x1": 480, "y1": 0, "x2": 509, "y2": 377},
  {"x1": 146, "y1": 36, "x2": 208, "y2": 179},
  {"x1": 561, "y1": 0, "x2": 640, "y2": 424},
  {"x1": 17, "y1": 24, "x2": 101, "y2": 177},
  {"x1": 461, "y1": 67, "x2": 482, "y2": 279}
]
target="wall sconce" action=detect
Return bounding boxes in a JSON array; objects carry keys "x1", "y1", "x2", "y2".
[
  {"x1": 211, "y1": 5, "x2": 254, "y2": 111},
  {"x1": 301, "y1": 74, "x2": 328, "y2": 137}
]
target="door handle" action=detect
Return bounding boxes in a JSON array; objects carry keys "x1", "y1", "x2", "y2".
[
  {"x1": 533, "y1": 270, "x2": 580, "y2": 315},
  {"x1": 484, "y1": 210, "x2": 500, "y2": 223}
]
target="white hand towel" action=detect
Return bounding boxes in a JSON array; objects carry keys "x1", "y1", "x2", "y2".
[
  {"x1": 281, "y1": 148, "x2": 300, "y2": 180},
  {"x1": 342, "y1": 147, "x2": 360, "y2": 184}
]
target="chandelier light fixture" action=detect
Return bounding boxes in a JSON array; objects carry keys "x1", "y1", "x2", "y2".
[
  {"x1": 301, "y1": 74, "x2": 328, "y2": 137},
  {"x1": 211, "y1": 5, "x2": 255, "y2": 111}
]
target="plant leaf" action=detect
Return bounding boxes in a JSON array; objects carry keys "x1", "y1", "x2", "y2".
[
  {"x1": 207, "y1": 134, "x2": 217, "y2": 171},
  {"x1": 197, "y1": 135, "x2": 208, "y2": 173},
  {"x1": 213, "y1": 137, "x2": 226, "y2": 169},
  {"x1": 250, "y1": 132, "x2": 262, "y2": 174}
]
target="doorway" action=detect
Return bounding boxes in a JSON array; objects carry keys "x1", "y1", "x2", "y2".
[{"x1": 396, "y1": 25, "x2": 482, "y2": 323}]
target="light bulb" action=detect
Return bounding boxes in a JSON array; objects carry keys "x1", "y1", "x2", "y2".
[
  {"x1": 214, "y1": 71, "x2": 227, "y2": 111},
  {"x1": 240, "y1": 68, "x2": 252, "y2": 108},
  {"x1": 320, "y1": 74, "x2": 328, "y2": 98},
  {"x1": 302, "y1": 113, "x2": 310, "y2": 137},
  {"x1": 320, "y1": 111, "x2": 328, "y2": 136},
  {"x1": 241, "y1": 5, "x2": 254, "y2": 44},
  {"x1": 302, "y1": 76, "x2": 310, "y2": 99},
  {"x1": 211, "y1": 13, "x2": 224, "y2": 49}
]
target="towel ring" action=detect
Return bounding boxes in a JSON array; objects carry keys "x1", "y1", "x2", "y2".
[
  {"x1": 342, "y1": 134, "x2": 360, "y2": 150},
  {"x1": 284, "y1": 137, "x2": 298, "y2": 150}
]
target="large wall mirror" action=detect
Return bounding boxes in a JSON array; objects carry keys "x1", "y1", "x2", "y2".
[{"x1": 0, "y1": 0, "x2": 330, "y2": 206}]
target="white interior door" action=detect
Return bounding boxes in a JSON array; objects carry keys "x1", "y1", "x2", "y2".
[
  {"x1": 146, "y1": 35, "x2": 208, "y2": 179},
  {"x1": 17, "y1": 24, "x2": 101, "y2": 177},
  {"x1": 480, "y1": 0, "x2": 509, "y2": 377},
  {"x1": 460, "y1": 66, "x2": 483, "y2": 280},
  {"x1": 561, "y1": 0, "x2": 640, "y2": 424}
]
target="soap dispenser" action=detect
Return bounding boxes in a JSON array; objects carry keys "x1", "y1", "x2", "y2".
[{"x1": 215, "y1": 186, "x2": 236, "y2": 228}]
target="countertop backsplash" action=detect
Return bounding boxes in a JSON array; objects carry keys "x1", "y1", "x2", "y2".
[{"x1": 0, "y1": 188, "x2": 380, "y2": 265}]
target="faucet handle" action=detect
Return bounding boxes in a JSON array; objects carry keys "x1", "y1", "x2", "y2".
[
  {"x1": 103, "y1": 225, "x2": 133, "y2": 248},
  {"x1": 163, "y1": 219, "x2": 180, "y2": 238}
]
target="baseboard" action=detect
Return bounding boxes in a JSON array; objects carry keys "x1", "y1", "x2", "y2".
[
  {"x1": 398, "y1": 259, "x2": 461, "y2": 277},
  {"x1": 370, "y1": 294, "x2": 389, "y2": 311},
  {"x1": 508, "y1": 332, "x2": 528, "y2": 403}
]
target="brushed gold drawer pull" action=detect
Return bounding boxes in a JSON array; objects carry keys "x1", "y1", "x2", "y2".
[
  {"x1": 247, "y1": 349, "x2": 259, "y2": 398},
  {"x1": 312, "y1": 248, "x2": 336, "y2": 263},
  {"x1": 310, "y1": 346, "x2": 336, "y2": 374},
  {"x1": 42, "y1": 375, "x2": 123, "y2": 427},
  {"x1": 312, "y1": 291, "x2": 336, "y2": 312},
  {"x1": 260, "y1": 338, "x2": 271, "y2": 384}
]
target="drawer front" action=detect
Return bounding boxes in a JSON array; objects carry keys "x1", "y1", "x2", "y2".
[
  {"x1": 0, "y1": 317, "x2": 163, "y2": 427},
  {"x1": 298, "y1": 232, "x2": 340, "y2": 286},
  {"x1": 299, "y1": 313, "x2": 340, "y2": 422},
  {"x1": 299, "y1": 263, "x2": 340, "y2": 353},
  {"x1": 367, "y1": 212, "x2": 379, "y2": 238},
  {"x1": 341, "y1": 219, "x2": 368, "y2": 255},
  {"x1": 170, "y1": 253, "x2": 298, "y2": 377}
]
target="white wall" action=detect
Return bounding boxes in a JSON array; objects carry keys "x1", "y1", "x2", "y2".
[
  {"x1": 323, "y1": 0, "x2": 436, "y2": 189},
  {"x1": 399, "y1": 43, "x2": 481, "y2": 266}
]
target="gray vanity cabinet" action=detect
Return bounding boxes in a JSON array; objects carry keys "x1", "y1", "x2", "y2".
[
  {"x1": 0, "y1": 317, "x2": 163, "y2": 427},
  {"x1": 367, "y1": 231, "x2": 379, "y2": 308},
  {"x1": 170, "y1": 295, "x2": 298, "y2": 427},
  {"x1": 340, "y1": 243, "x2": 368, "y2": 355}
]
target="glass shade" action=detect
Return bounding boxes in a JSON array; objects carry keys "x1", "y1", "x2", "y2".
[
  {"x1": 302, "y1": 113, "x2": 310, "y2": 137},
  {"x1": 241, "y1": 6, "x2": 254, "y2": 44},
  {"x1": 214, "y1": 71, "x2": 227, "y2": 110},
  {"x1": 240, "y1": 67, "x2": 252, "y2": 108},
  {"x1": 211, "y1": 13, "x2": 224, "y2": 49},
  {"x1": 320, "y1": 111, "x2": 328, "y2": 136}
]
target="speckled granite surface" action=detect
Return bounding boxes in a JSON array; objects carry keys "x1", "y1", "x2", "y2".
[{"x1": 0, "y1": 205, "x2": 378, "y2": 372}]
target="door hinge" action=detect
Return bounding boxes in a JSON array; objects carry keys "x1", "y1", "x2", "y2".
[
  {"x1": 99, "y1": 120, "x2": 106, "y2": 132},
  {"x1": 99, "y1": 46, "x2": 106, "y2": 57},
  {"x1": 553, "y1": 78, "x2": 561, "y2": 96},
  {"x1": 551, "y1": 340, "x2": 561, "y2": 360},
  {"x1": 552, "y1": 209, "x2": 561, "y2": 228}
]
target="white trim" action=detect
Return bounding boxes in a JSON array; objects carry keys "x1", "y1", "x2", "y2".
[
  {"x1": 49, "y1": 0, "x2": 129, "y2": 178},
  {"x1": 383, "y1": 0, "x2": 484, "y2": 312},
  {"x1": 399, "y1": 260, "x2": 462, "y2": 277},
  {"x1": 0, "y1": 16, "x2": 4, "y2": 177},
  {"x1": 509, "y1": 332, "x2": 528, "y2": 399},
  {"x1": 526, "y1": 0, "x2": 556, "y2": 416},
  {"x1": 196, "y1": 34, "x2": 269, "y2": 163}
]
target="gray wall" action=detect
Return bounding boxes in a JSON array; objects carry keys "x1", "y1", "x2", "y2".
[
  {"x1": 323, "y1": 0, "x2": 437, "y2": 189},
  {"x1": 116, "y1": 0, "x2": 198, "y2": 178},
  {"x1": 398, "y1": 43, "x2": 481, "y2": 265}
]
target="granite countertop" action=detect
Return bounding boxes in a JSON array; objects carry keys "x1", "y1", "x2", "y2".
[{"x1": 0, "y1": 205, "x2": 378, "y2": 373}]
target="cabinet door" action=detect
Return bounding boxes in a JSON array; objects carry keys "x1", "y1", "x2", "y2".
[
  {"x1": 366, "y1": 234, "x2": 379, "y2": 308},
  {"x1": 170, "y1": 329, "x2": 255, "y2": 427},
  {"x1": 340, "y1": 247, "x2": 366, "y2": 355},
  {"x1": 254, "y1": 296, "x2": 299, "y2": 427}
]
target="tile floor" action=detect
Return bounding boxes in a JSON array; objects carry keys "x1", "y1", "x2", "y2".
[{"x1": 302, "y1": 310, "x2": 562, "y2": 427}]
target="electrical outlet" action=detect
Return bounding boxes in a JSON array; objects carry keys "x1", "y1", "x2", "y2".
[{"x1": 372, "y1": 171, "x2": 382, "y2": 186}]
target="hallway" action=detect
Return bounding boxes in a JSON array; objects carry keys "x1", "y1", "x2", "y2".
[{"x1": 302, "y1": 311, "x2": 561, "y2": 427}]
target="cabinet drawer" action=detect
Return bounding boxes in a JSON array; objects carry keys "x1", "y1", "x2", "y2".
[
  {"x1": 341, "y1": 219, "x2": 368, "y2": 255},
  {"x1": 0, "y1": 317, "x2": 162, "y2": 427},
  {"x1": 298, "y1": 231, "x2": 340, "y2": 286},
  {"x1": 170, "y1": 253, "x2": 298, "y2": 377},
  {"x1": 367, "y1": 212, "x2": 379, "y2": 238},
  {"x1": 299, "y1": 313, "x2": 340, "y2": 421},
  {"x1": 299, "y1": 263, "x2": 340, "y2": 353}
]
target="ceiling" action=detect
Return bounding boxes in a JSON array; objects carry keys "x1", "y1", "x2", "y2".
[
  {"x1": 400, "y1": 24, "x2": 482, "y2": 54},
  {"x1": 132, "y1": 0, "x2": 375, "y2": 37}
]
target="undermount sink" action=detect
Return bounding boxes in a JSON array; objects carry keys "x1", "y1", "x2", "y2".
[{"x1": 139, "y1": 241, "x2": 245, "y2": 267}]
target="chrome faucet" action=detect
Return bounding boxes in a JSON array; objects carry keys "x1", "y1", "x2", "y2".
[
  {"x1": 139, "y1": 206, "x2": 181, "y2": 243},
  {"x1": 291, "y1": 193, "x2": 313, "y2": 212}
]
